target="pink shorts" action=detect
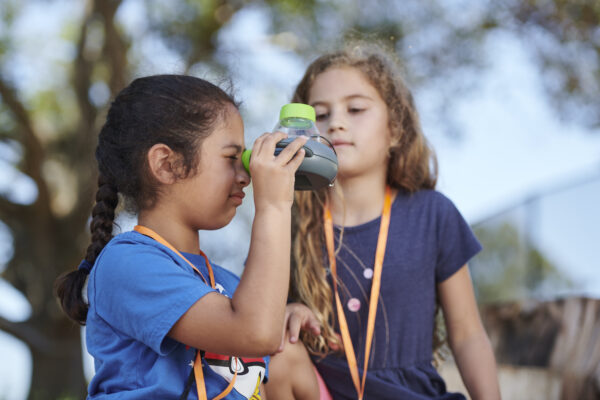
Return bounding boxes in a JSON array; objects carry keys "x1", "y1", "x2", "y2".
[{"x1": 314, "y1": 366, "x2": 333, "y2": 400}]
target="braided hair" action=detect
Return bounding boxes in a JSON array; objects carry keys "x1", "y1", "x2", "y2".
[{"x1": 55, "y1": 75, "x2": 238, "y2": 325}]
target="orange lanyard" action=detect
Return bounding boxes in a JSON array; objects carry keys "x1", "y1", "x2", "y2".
[
  {"x1": 133, "y1": 225, "x2": 237, "y2": 400},
  {"x1": 323, "y1": 187, "x2": 392, "y2": 400},
  {"x1": 134, "y1": 225, "x2": 215, "y2": 288}
]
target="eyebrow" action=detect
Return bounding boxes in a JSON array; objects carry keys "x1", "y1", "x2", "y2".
[
  {"x1": 311, "y1": 94, "x2": 374, "y2": 106},
  {"x1": 223, "y1": 144, "x2": 243, "y2": 152}
]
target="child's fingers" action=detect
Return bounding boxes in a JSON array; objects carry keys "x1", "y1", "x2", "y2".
[
  {"x1": 275, "y1": 136, "x2": 309, "y2": 165},
  {"x1": 252, "y1": 131, "x2": 288, "y2": 159},
  {"x1": 276, "y1": 336, "x2": 286, "y2": 354},
  {"x1": 276, "y1": 308, "x2": 293, "y2": 352},
  {"x1": 311, "y1": 326, "x2": 321, "y2": 336},
  {"x1": 248, "y1": 132, "x2": 270, "y2": 158},
  {"x1": 285, "y1": 147, "x2": 306, "y2": 173},
  {"x1": 304, "y1": 314, "x2": 321, "y2": 336},
  {"x1": 287, "y1": 313, "x2": 303, "y2": 344},
  {"x1": 329, "y1": 333, "x2": 343, "y2": 351}
]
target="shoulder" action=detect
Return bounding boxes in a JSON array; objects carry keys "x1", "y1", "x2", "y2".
[
  {"x1": 93, "y1": 231, "x2": 178, "y2": 279},
  {"x1": 395, "y1": 188, "x2": 459, "y2": 216},
  {"x1": 101, "y1": 231, "x2": 173, "y2": 261},
  {"x1": 410, "y1": 189, "x2": 453, "y2": 205}
]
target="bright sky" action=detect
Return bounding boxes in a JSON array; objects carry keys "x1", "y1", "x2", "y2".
[
  {"x1": 0, "y1": 2, "x2": 599, "y2": 398},
  {"x1": 427, "y1": 31, "x2": 600, "y2": 296}
]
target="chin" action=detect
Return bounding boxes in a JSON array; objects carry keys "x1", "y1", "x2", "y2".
[
  {"x1": 211, "y1": 213, "x2": 237, "y2": 230},
  {"x1": 199, "y1": 205, "x2": 237, "y2": 230}
]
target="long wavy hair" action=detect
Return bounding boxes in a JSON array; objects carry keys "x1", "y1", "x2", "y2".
[
  {"x1": 289, "y1": 42, "x2": 439, "y2": 356},
  {"x1": 54, "y1": 75, "x2": 238, "y2": 325}
]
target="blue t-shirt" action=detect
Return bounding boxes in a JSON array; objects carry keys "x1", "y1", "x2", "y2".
[
  {"x1": 314, "y1": 190, "x2": 482, "y2": 399},
  {"x1": 86, "y1": 231, "x2": 268, "y2": 399}
]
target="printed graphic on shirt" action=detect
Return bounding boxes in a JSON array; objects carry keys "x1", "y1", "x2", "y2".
[
  {"x1": 215, "y1": 283, "x2": 227, "y2": 296},
  {"x1": 249, "y1": 374, "x2": 262, "y2": 400},
  {"x1": 204, "y1": 352, "x2": 265, "y2": 399},
  {"x1": 198, "y1": 279, "x2": 263, "y2": 398}
]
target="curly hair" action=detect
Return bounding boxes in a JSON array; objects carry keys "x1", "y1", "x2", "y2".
[{"x1": 289, "y1": 42, "x2": 439, "y2": 356}]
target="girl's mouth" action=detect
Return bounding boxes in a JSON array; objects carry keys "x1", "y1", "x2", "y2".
[
  {"x1": 230, "y1": 191, "x2": 245, "y2": 205},
  {"x1": 331, "y1": 140, "x2": 352, "y2": 147}
]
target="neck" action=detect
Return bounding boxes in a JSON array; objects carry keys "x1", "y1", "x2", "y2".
[
  {"x1": 328, "y1": 173, "x2": 393, "y2": 227},
  {"x1": 137, "y1": 208, "x2": 200, "y2": 254}
]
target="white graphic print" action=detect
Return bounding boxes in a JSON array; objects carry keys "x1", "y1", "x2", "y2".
[{"x1": 204, "y1": 352, "x2": 265, "y2": 399}]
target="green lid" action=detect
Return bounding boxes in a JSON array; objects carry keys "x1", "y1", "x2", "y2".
[
  {"x1": 241, "y1": 149, "x2": 252, "y2": 174},
  {"x1": 279, "y1": 103, "x2": 316, "y2": 122}
]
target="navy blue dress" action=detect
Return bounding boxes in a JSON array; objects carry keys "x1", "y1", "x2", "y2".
[{"x1": 314, "y1": 190, "x2": 482, "y2": 399}]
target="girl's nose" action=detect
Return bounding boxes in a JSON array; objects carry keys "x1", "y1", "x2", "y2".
[
  {"x1": 237, "y1": 164, "x2": 250, "y2": 187},
  {"x1": 327, "y1": 113, "x2": 346, "y2": 135}
]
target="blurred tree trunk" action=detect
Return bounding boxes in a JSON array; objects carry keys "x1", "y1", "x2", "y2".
[
  {"x1": 0, "y1": 0, "x2": 238, "y2": 397},
  {"x1": 0, "y1": 0, "x2": 127, "y2": 397},
  {"x1": 0, "y1": 0, "x2": 598, "y2": 399}
]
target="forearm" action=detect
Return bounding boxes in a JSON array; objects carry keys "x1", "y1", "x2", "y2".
[
  {"x1": 450, "y1": 330, "x2": 501, "y2": 400},
  {"x1": 232, "y1": 206, "x2": 292, "y2": 341}
]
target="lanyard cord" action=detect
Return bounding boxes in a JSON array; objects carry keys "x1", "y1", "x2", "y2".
[
  {"x1": 133, "y1": 225, "x2": 237, "y2": 400},
  {"x1": 323, "y1": 187, "x2": 392, "y2": 400},
  {"x1": 134, "y1": 225, "x2": 215, "y2": 288}
]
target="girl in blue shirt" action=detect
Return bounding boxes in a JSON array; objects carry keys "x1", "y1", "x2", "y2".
[
  {"x1": 55, "y1": 74, "x2": 311, "y2": 399},
  {"x1": 266, "y1": 43, "x2": 501, "y2": 400}
]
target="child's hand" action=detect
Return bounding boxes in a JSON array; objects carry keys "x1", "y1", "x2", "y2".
[
  {"x1": 249, "y1": 132, "x2": 308, "y2": 211},
  {"x1": 276, "y1": 302, "x2": 321, "y2": 353}
]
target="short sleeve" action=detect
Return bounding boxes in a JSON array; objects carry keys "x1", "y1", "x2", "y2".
[
  {"x1": 91, "y1": 239, "x2": 216, "y2": 355},
  {"x1": 435, "y1": 194, "x2": 482, "y2": 282},
  {"x1": 263, "y1": 355, "x2": 270, "y2": 382}
]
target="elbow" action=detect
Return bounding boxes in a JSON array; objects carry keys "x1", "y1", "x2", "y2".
[
  {"x1": 229, "y1": 303, "x2": 285, "y2": 356},
  {"x1": 246, "y1": 324, "x2": 282, "y2": 355},
  {"x1": 256, "y1": 327, "x2": 282, "y2": 354}
]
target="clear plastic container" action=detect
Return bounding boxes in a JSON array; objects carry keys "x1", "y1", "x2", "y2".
[{"x1": 272, "y1": 103, "x2": 321, "y2": 141}]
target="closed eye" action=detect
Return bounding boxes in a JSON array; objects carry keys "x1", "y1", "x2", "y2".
[
  {"x1": 316, "y1": 113, "x2": 329, "y2": 121},
  {"x1": 348, "y1": 107, "x2": 364, "y2": 114}
]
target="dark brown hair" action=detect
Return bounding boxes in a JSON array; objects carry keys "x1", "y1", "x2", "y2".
[{"x1": 55, "y1": 75, "x2": 238, "y2": 325}]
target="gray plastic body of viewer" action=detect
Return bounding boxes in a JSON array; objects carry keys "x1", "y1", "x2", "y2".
[{"x1": 274, "y1": 137, "x2": 338, "y2": 190}]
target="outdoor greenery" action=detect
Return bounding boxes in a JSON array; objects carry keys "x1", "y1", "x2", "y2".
[
  {"x1": 0, "y1": 0, "x2": 597, "y2": 398},
  {"x1": 470, "y1": 222, "x2": 573, "y2": 304}
]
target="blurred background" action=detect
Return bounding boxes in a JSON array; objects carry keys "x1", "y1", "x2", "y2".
[{"x1": 0, "y1": 0, "x2": 598, "y2": 399}]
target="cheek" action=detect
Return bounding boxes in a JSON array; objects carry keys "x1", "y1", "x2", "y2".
[
  {"x1": 316, "y1": 121, "x2": 328, "y2": 135},
  {"x1": 373, "y1": 113, "x2": 392, "y2": 146}
]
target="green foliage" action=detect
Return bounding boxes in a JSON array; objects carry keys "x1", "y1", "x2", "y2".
[
  {"x1": 0, "y1": 0, "x2": 597, "y2": 398},
  {"x1": 470, "y1": 222, "x2": 573, "y2": 304},
  {"x1": 486, "y1": 0, "x2": 600, "y2": 127}
]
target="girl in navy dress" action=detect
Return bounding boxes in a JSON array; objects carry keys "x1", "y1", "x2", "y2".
[{"x1": 267, "y1": 43, "x2": 501, "y2": 400}]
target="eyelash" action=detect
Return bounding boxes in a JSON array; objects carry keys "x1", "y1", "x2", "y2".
[
  {"x1": 316, "y1": 107, "x2": 365, "y2": 120},
  {"x1": 227, "y1": 156, "x2": 239, "y2": 160}
]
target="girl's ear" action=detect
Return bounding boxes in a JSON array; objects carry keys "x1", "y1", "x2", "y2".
[{"x1": 147, "y1": 143, "x2": 179, "y2": 184}]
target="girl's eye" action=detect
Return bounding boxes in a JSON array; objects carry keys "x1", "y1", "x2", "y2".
[
  {"x1": 315, "y1": 113, "x2": 329, "y2": 121},
  {"x1": 348, "y1": 107, "x2": 364, "y2": 114},
  {"x1": 227, "y1": 155, "x2": 239, "y2": 160}
]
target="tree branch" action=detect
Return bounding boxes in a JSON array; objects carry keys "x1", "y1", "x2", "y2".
[
  {"x1": 64, "y1": 2, "x2": 100, "y2": 228},
  {"x1": 0, "y1": 195, "x2": 28, "y2": 225},
  {"x1": 97, "y1": 0, "x2": 126, "y2": 95},
  {"x1": 0, "y1": 78, "x2": 52, "y2": 211},
  {"x1": 66, "y1": 0, "x2": 128, "y2": 230},
  {"x1": 0, "y1": 315, "x2": 78, "y2": 356}
]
